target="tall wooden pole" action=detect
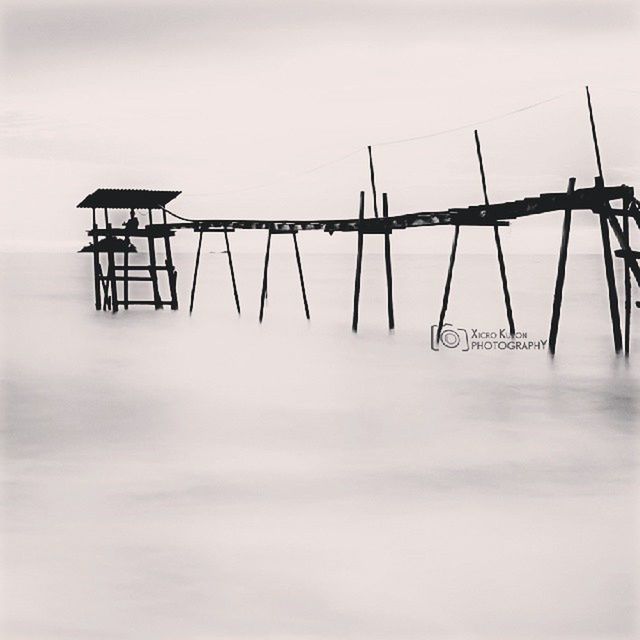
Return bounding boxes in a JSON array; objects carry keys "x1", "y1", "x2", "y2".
[
  {"x1": 548, "y1": 178, "x2": 576, "y2": 355},
  {"x1": 162, "y1": 209, "x2": 178, "y2": 310},
  {"x1": 436, "y1": 225, "x2": 459, "y2": 342},
  {"x1": 367, "y1": 146, "x2": 379, "y2": 219},
  {"x1": 259, "y1": 229, "x2": 272, "y2": 323},
  {"x1": 586, "y1": 88, "x2": 622, "y2": 353},
  {"x1": 91, "y1": 207, "x2": 101, "y2": 310},
  {"x1": 474, "y1": 129, "x2": 515, "y2": 336},
  {"x1": 292, "y1": 232, "x2": 310, "y2": 320},
  {"x1": 147, "y1": 208, "x2": 162, "y2": 309},
  {"x1": 586, "y1": 86, "x2": 604, "y2": 179},
  {"x1": 382, "y1": 193, "x2": 394, "y2": 330},
  {"x1": 106, "y1": 221, "x2": 119, "y2": 313},
  {"x1": 623, "y1": 205, "x2": 631, "y2": 356},
  {"x1": 189, "y1": 230, "x2": 204, "y2": 314},
  {"x1": 224, "y1": 230, "x2": 241, "y2": 315},
  {"x1": 352, "y1": 191, "x2": 365, "y2": 332}
]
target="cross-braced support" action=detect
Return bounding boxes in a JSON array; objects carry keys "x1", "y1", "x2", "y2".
[
  {"x1": 189, "y1": 228, "x2": 241, "y2": 315},
  {"x1": 259, "y1": 227, "x2": 310, "y2": 323}
]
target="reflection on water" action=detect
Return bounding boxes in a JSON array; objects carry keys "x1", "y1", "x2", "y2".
[{"x1": 1, "y1": 251, "x2": 638, "y2": 639}]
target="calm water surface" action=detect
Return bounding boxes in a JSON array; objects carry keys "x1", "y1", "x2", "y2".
[{"x1": 1, "y1": 251, "x2": 638, "y2": 639}]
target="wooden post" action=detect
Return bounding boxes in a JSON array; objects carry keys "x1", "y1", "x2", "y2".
[
  {"x1": 162, "y1": 209, "x2": 178, "y2": 310},
  {"x1": 106, "y1": 222, "x2": 119, "y2": 313},
  {"x1": 189, "y1": 230, "x2": 204, "y2": 314},
  {"x1": 352, "y1": 191, "x2": 365, "y2": 332},
  {"x1": 436, "y1": 225, "x2": 460, "y2": 342},
  {"x1": 548, "y1": 177, "x2": 576, "y2": 355},
  {"x1": 382, "y1": 192, "x2": 394, "y2": 330},
  {"x1": 367, "y1": 146, "x2": 379, "y2": 219},
  {"x1": 623, "y1": 202, "x2": 631, "y2": 356},
  {"x1": 474, "y1": 129, "x2": 515, "y2": 335},
  {"x1": 586, "y1": 86, "x2": 604, "y2": 179},
  {"x1": 259, "y1": 229, "x2": 272, "y2": 323},
  {"x1": 224, "y1": 230, "x2": 241, "y2": 315},
  {"x1": 599, "y1": 210, "x2": 622, "y2": 353},
  {"x1": 91, "y1": 207, "x2": 101, "y2": 310},
  {"x1": 586, "y1": 89, "x2": 623, "y2": 353},
  {"x1": 147, "y1": 208, "x2": 162, "y2": 309},
  {"x1": 292, "y1": 232, "x2": 310, "y2": 320},
  {"x1": 123, "y1": 232, "x2": 130, "y2": 310}
]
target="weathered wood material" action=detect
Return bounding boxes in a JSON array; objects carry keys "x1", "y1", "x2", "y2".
[
  {"x1": 599, "y1": 211, "x2": 622, "y2": 353},
  {"x1": 475, "y1": 129, "x2": 515, "y2": 335},
  {"x1": 367, "y1": 146, "x2": 379, "y2": 219},
  {"x1": 548, "y1": 178, "x2": 576, "y2": 356},
  {"x1": 224, "y1": 230, "x2": 241, "y2": 315},
  {"x1": 162, "y1": 209, "x2": 178, "y2": 310},
  {"x1": 147, "y1": 209, "x2": 163, "y2": 310},
  {"x1": 623, "y1": 205, "x2": 631, "y2": 356},
  {"x1": 259, "y1": 229, "x2": 272, "y2": 323},
  {"x1": 352, "y1": 191, "x2": 365, "y2": 332},
  {"x1": 189, "y1": 230, "x2": 204, "y2": 314},
  {"x1": 106, "y1": 222, "x2": 119, "y2": 313},
  {"x1": 123, "y1": 234, "x2": 130, "y2": 310},
  {"x1": 436, "y1": 225, "x2": 459, "y2": 343},
  {"x1": 92, "y1": 207, "x2": 102, "y2": 310},
  {"x1": 292, "y1": 233, "x2": 310, "y2": 320},
  {"x1": 586, "y1": 86, "x2": 604, "y2": 179},
  {"x1": 382, "y1": 193, "x2": 394, "y2": 331}
]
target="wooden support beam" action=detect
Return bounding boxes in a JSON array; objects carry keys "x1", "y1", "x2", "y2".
[
  {"x1": 147, "y1": 209, "x2": 163, "y2": 309},
  {"x1": 586, "y1": 86, "x2": 604, "y2": 180},
  {"x1": 292, "y1": 232, "x2": 310, "y2": 320},
  {"x1": 91, "y1": 207, "x2": 101, "y2": 310},
  {"x1": 352, "y1": 191, "x2": 365, "y2": 332},
  {"x1": 436, "y1": 225, "x2": 460, "y2": 343},
  {"x1": 123, "y1": 235, "x2": 130, "y2": 310},
  {"x1": 475, "y1": 129, "x2": 515, "y2": 335},
  {"x1": 162, "y1": 209, "x2": 179, "y2": 310},
  {"x1": 382, "y1": 193, "x2": 394, "y2": 331},
  {"x1": 259, "y1": 229, "x2": 272, "y2": 323},
  {"x1": 224, "y1": 230, "x2": 241, "y2": 315},
  {"x1": 189, "y1": 230, "x2": 204, "y2": 314},
  {"x1": 607, "y1": 216, "x2": 640, "y2": 287},
  {"x1": 623, "y1": 205, "x2": 631, "y2": 356},
  {"x1": 106, "y1": 223, "x2": 119, "y2": 313},
  {"x1": 599, "y1": 210, "x2": 623, "y2": 353},
  {"x1": 548, "y1": 178, "x2": 576, "y2": 356},
  {"x1": 367, "y1": 146, "x2": 379, "y2": 219}
]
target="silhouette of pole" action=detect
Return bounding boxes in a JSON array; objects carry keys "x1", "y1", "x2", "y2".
[
  {"x1": 367, "y1": 145, "x2": 380, "y2": 219},
  {"x1": 224, "y1": 230, "x2": 241, "y2": 315},
  {"x1": 352, "y1": 191, "x2": 365, "y2": 332},
  {"x1": 548, "y1": 178, "x2": 576, "y2": 355},
  {"x1": 623, "y1": 206, "x2": 631, "y2": 356},
  {"x1": 474, "y1": 129, "x2": 515, "y2": 336},
  {"x1": 91, "y1": 207, "x2": 101, "y2": 310},
  {"x1": 586, "y1": 86, "x2": 604, "y2": 180},
  {"x1": 292, "y1": 232, "x2": 310, "y2": 320},
  {"x1": 586, "y1": 88, "x2": 622, "y2": 353},
  {"x1": 259, "y1": 229, "x2": 272, "y2": 323},
  {"x1": 189, "y1": 230, "x2": 204, "y2": 314},
  {"x1": 382, "y1": 193, "x2": 394, "y2": 330},
  {"x1": 436, "y1": 225, "x2": 460, "y2": 342}
]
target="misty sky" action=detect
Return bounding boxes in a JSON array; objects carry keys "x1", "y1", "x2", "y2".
[{"x1": 1, "y1": 0, "x2": 639, "y2": 253}]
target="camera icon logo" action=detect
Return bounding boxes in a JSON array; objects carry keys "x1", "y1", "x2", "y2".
[{"x1": 430, "y1": 323, "x2": 470, "y2": 351}]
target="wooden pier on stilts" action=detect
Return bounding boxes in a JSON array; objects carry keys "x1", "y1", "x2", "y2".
[{"x1": 78, "y1": 87, "x2": 640, "y2": 355}]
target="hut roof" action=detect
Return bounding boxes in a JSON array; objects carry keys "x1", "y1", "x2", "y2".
[{"x1": 77, "y1": 189, "x2": 181, "y2": 210}]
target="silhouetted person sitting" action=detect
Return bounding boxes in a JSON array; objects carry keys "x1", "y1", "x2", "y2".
[{"x1": 123, "y1": 209, "x2": 139, "y2": 233}]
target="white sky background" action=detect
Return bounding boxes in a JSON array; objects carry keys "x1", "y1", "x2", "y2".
[{"x1": 1, "y1": 0, "x2": 639, "y2": 253}]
